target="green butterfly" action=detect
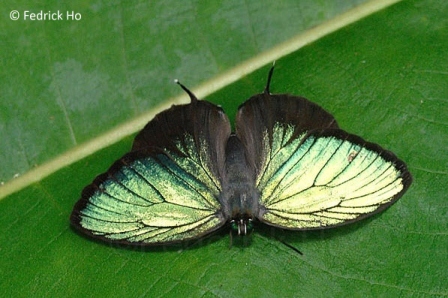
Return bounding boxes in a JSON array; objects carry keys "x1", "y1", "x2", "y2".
[{"x1": 70, "y1": 66, "x2": 412, "y2": 246}]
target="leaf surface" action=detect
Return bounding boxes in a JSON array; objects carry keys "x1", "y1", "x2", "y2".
[{"x1": 1, "y1": 0, "x2": 446, "y2": 297}]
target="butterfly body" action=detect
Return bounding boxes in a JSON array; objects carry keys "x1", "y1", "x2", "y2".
[
  {"x1": 71, "y1": 66, "x2": 412, "y2": 246},
  {"x1": 221, "y1": 135, "x2": 259, "y2": 235}
]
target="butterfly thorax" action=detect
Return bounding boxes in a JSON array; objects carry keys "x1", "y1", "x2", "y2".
[{"x1": 220, "y1": 135, "x2": 260, "y2": 236}]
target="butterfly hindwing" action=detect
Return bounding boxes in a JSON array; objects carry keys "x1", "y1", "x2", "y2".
[
  {"x1": 236, "y1": 93, "x2": 412, "y2": 230},
  {"x1": 70, "y1": 100, "x2": 231, "y2": 245}
]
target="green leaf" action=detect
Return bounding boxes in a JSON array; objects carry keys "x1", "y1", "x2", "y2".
[
  {"x1": 0, "y1": 0, "x2": 370, "y2": 185},
  {"x1": 1, "y1": 0, "x2": 447, "y2": 297}
]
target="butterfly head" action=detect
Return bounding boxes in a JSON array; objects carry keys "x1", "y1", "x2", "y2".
[{"x1": 229, "y1": 218, "x2": 254, "y2": 236}]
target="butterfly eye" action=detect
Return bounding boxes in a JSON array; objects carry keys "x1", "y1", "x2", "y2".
[
  {"x1": 230, "y1": 220, "x2": 239, "y2": 234},
  {"x1": 246, "y1": 219, "x2": 254, "y2": 232}
]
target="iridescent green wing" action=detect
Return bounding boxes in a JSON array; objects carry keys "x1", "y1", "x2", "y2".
[
  {"x1": 71, "y1": 99, "x2": 231, "y2": 245},
  {"x1": 236, "y1": 93, "x2": 412, "y2": 230}
]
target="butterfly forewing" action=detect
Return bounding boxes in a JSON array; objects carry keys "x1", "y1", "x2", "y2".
[
  {"x1": 236, "y1": 93, "x2": 412, "y2": 230},
  {"x1": 71, "y1": 100, "x2": 231, "y2": 245}
]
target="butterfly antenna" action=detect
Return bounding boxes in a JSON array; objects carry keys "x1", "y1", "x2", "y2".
[
  {"x1": 174, "y1": 79, "x2": 198, "y2": 103},
  {"x1": 278, "y1": 239, "x2": 303, "y2": 255},
  {"x1": 264, "y1": 61, "x2": 275, "y2": 94}
]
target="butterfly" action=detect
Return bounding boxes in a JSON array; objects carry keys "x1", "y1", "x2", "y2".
[{"x1": 70, "y1": 66, "x2": 412, "y2": 246}]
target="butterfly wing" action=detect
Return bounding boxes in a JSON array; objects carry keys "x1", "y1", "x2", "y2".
[
  {"x1": 236, "y1": 93, "x2": 412, "y2": 230},
  {"x1": 71, "y1": 100, "x2": 231, "y2": 245}
]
